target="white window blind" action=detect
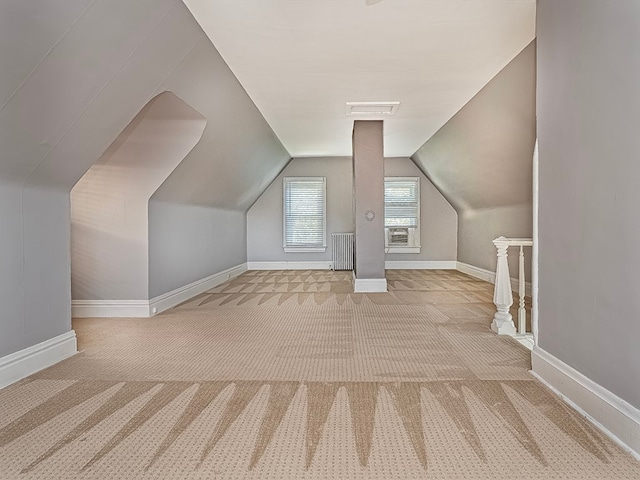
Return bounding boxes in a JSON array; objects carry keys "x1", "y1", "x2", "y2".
[
  {"x1": 384, "y1": 177, "x2": 419, "y2": 228},
  {"x1": 283, "y1": 177, "x2": 326, "y2": 252}
]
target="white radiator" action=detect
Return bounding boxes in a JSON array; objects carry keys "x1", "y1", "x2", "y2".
[{"x1": 331, "y1": 233, "x2": 354, "y2": 271}]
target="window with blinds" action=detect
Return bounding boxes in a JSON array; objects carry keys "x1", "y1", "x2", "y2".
[
  {"x1": 384, "y1": 177, "x2": 421, "y2": 252},
  {"x1": 283, "y1": 177, "x2": 327, "y2": 252}
]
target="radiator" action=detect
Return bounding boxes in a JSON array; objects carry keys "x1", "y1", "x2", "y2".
[{"x1": 331, "y1": 233, "x2": 354, "y2": 271}]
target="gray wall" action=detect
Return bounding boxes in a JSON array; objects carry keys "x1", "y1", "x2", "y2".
[
  {"x1": 150, "y1": 36, "x2": 290, "y2": 211},
  {"x1": 0, "y1": 184, "x2": 72, "y2": 357},
  {"x1": 0, "y1": 1, "x2": 289, "y2": 358},
  {"x1": 248, "y1": 157, "x2": 351, "y2": 264},
  {"x1": 149, "y1": 203, "x2": 246, "y2": 298},
  {"x1": 537, "y1": 0, "x2": 640, "y2": 408},
  {"x1": 458, "y1": 205, "x2": 532, "y2": 278},
  {"x1": 412, "y1": 41, "x2": 536, "y2": 277},
  {"x1": 384, "y1": 158, "x2": 457, "y2": 262},
  {"x1": 0, "y1": 185, "x2": 25, "y2": 355},
  {"x1": 247, "y1": 157, "x2": 457, "y2": 264},
  {"x1": 23, "y1": 187, "x2": 73, "y2": 348}
]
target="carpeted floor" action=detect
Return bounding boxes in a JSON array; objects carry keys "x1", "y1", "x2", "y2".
[{"x1": 0, "y1": 269, "x2": 638, "y2": 479}]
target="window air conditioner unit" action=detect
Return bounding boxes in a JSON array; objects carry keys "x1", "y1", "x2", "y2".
[{"x1": 387, "y1": 227, "x2": 409, "y2": 246}]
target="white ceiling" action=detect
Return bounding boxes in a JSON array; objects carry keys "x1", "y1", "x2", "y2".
[{"x1": 183, "y1": 0, "x2": 535, "y2": 157}]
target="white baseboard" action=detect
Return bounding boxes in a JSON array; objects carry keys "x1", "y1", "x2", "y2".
[
  {"x1": 247, "y1": 261, "x2": 332, "y2": 270},
  {"x1": 456, "y1": 261, "x2": 532, "y2": 296},
  {"x1": 246, "y1": 261, "x2": 456, "y2": 271},
  {"x1": 385, "y1": 260, "x2": 457, "y2": 270},
  {"x1": 456, "y1": 262, "x2": 496, "y2": 283},
  {"x1": 149, "y1": 263, "x2": 247, "y2": 315},
  {"x1": 531, "y1": 346, "x2": 640, "y2": 460},
  {"x1": 72, "y1": 263, "x2": 248, "y2": 318},
  {"x1": 71, "y1": 300, "x2": 150, "y2": 318},
  {"x1": 353, "y1": 276, "x2": 388, "y2": 293},
  {"x1": 0, "y1": 331, "x2": 77, "y2": 389}
]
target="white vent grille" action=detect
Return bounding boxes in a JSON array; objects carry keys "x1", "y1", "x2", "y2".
[
  {"x1": 331, "y1": 233, "x2": 354, "y2": 271},
  {"x1": 346, "y1": 101, "x2": 399, "y2": 116}
]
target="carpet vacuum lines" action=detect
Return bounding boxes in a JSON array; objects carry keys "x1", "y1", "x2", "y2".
[
  {"x1": 0, "y1": 270, "x2": 638, "y2": 479},
  {"x1": 0, "y1": 379, "x2": 637, "y2": 479}
]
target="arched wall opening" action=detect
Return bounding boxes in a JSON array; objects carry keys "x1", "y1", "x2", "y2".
[{"x1": 70, "y1": 92, "x2": 206, "y2": 317}]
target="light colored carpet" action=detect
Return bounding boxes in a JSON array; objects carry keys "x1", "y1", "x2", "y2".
[{"x1": 0, "y1": 269, "x2": 638, "y2": 479}]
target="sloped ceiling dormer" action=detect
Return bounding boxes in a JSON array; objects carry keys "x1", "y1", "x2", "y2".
[
  {"x1": 411, "y1": 42, "x2": 537, "y2": 273},
  {"x1": 0, "y1": 1, "x2": 290, "y2": 212},
  {"x1": 412, "y1": 41, "x2": 536, "y2": 213}
]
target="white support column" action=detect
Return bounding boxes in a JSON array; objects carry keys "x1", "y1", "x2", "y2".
[
  {"x1": 518, "y1": 245, "x2": 526, "y2": 334},
  {"x1": 492, "y1": 237, "x2": 517, "y2": 335}
]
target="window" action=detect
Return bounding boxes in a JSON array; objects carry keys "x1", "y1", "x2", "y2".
[
  {"x1": 384, "y1": 177, "x2": 420, "y2": 253},
  {"x1": 283, "y1": 177, "x2": 327, "y2": 252}
]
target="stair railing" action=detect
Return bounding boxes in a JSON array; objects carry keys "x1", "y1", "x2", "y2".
[{"x1": 491, "y1": 237, "x2": 533, "y2": 339}]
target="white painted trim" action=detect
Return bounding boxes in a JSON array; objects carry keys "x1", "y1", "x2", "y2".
[
  {"x1": 149, "y1": 263, "x2": 248, "y2": 315},
  {"x1": 532, "y1": 140, "x2": 539, "y2": 345},
  {"x1": 456, "y1": 262, "x2": 532, "y2": 296},
  {"x1": 385, "y1": 247, "x2": 421, "y2": 254},
  {"x1": 385, "y1": 260, "x2": 457, "y2": 270},
  {"x1": 514, "y1": 333, "x2": 534, "y2": 351},
  {"x1": 247, "y1": 261, "x2": 332, "y2": 270},
  {"x1": 71, "y1": 300, "x2": 150, "y2": 318},
  {"x1": 73, "y1": 263, "x2": 248, "y2": 318},
  {"x1": 514, "y1": 277, "x2": 532, "y2": 296},
  {"x1": 531, "y1": 346, "x2": 640, "y2": 460},
  {"x1": 283, "y1": 247, "x2": 326, "y2": 253},
  {"x1": 456, "y1": 261, "x2": 496, "y2": 283},
  {"x1": 0, "y1": 331, "x2": 77, "y2": 389},
  {"x1": 353, "y1": 276, "x2": 388, "y2": 293},
  {"x1": 493, "y1": 237, "x2": 534, "y2": 247}
]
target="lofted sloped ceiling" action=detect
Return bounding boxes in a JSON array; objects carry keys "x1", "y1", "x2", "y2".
[
  {"x1": 412, "y1": 41, "x2": 536, "y2": 213},
  {"x1": 183, "y1": 0, "x2": 536, "y2": 157},
  {"x1": 0, "y1": 0, "x2": 290, "y2": 211}
]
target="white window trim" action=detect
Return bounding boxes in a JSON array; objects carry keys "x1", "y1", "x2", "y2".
[
  {"x1": 386, "y1": 246, "x2": 421, "y2": 254},
  {"x1": 283, "y1": 246, "x2": 326, "y2": 253},
  {"x1": 282, "y1": 176, "x2": 327, "y2": 253},
  {"x1": 384, "y1": 176, "x2": 421, "y2": 254}
]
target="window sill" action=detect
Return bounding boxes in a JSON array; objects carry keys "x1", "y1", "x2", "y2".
[
  {"x1": 385, "y1": 246, "x2": 421, "y2": 254},
  {"x1": 284, "y1": 246, "x2": 327, "y2": 253}
]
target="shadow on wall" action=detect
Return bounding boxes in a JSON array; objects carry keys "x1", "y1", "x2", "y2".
[{"x1": 70, "y1": 92, "x2": 207, "y2": 303}]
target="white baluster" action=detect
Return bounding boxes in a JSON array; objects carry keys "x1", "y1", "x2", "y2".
[
  {"x1": 491, "y1": 237, "x2": 517, "y2": 336},
  {"x1": 518, "y1": 245, "x2": 526, "y2": 334}
]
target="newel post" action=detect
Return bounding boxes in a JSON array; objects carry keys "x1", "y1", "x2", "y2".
[{"x1": 492, "y1": 236, "x2": 516, "y2": 335}]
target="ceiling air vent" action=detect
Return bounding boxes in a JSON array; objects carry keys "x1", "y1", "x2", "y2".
[{"x1": 346, "y1": 101, "x2": 399, "y2": 116}]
